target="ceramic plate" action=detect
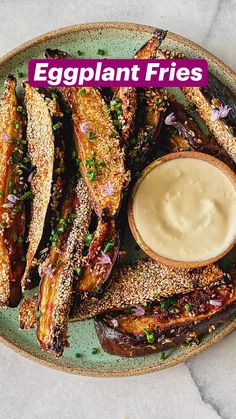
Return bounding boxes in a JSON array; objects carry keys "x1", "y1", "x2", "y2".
[{"x1": 0, "y1": 22, "x2": 235, "y2": 377}]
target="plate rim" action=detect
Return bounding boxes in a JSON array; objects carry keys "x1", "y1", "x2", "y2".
[{"x1": 0, "y1": 21, "x2": 235, "y2": 377}]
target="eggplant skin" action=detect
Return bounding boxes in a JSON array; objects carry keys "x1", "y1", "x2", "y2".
[{"x1": 95, "y1": 302, "x2": 236, "y2": 357}]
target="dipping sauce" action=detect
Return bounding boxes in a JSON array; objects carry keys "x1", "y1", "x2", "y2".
[{"x1": 132, "y1": 157, "x2": 236, "y2": 262}]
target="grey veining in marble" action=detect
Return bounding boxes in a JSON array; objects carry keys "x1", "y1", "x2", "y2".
[{"x1": 0, "y1": 1, "x2": 236, "y2": 418}]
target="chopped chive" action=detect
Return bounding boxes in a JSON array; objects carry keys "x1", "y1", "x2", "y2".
[
  {"x1": 87, "y1": 131, "x2": 96, "y2": 141},
  {"x1": 97, "y1": 49, "x2": 105, "y2": 56},
  {"x1": 92, "y1": 348, "x2": 99, "y2": 354},
  {"x1": 13, "y1": 119, "x2": 21, "y2": 130},
  {"x1": 21, "y1": 256, "x2": 26, "y2": 262},
  {"x1": 85, "y1": 232, "x2": 94, "y2": 247},
  {"x1": 109, "y1": 130, "x2": 116, "y2": 138},
  {"x1": 52, "y1": 92, "x2": 58, "y2": 99},
  {"x1": 0, "y1": 191, "x2": 3, "y2": 197},
  {"x1": 0, "y1": 223, "x2": 5, "y2": 229},
  {"x1": 80, "y1": 88, "x2": 87, "y2": 96},
  {"x1": 17, "y1": 71, "x2": 24, "y2": 78},
  {"x1": 184, "y1": 303, "x2": 192, "y2": 312},
  {"x1": 103, "y1": 239, "x2": 114, "y2": 254},
  {"x1": 53, "y1": 121, "x2": 62, "y2": 130},
  {"x1": 130, "y1": 137, "x2": 136, "y2": 146},
  {"x1": 8, "y1": 180, "x2": 14, "y2": 192},
  {"x1": 77, "y1": 50, "x2": 84, "y2": 56},
  {"x1": 75, "y1": 353, "x2": 82, "y2": 358},
  {"x1": 20, "y1": 191, "x2": 33, "y2": 201},
  {"x1": 144, "y1": 328, "x2": 155, "y2": 344},
  {"x1": 160, "y1": 351, "x2": 166, "y2": 360}
]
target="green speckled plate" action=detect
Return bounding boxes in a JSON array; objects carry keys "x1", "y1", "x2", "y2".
[{"x1": 0, "y1": 22, "x2": 236, "y2": 377}]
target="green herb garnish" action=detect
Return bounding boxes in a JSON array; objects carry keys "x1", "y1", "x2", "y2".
[
  {"x1": 75, "y1": 353, "x2": 82, "y2": 358},
  {"x1": 80, "y1": 88, "x2": 87, "y2": 96},
  {"x1": 97, "y1": 49, "x2": 105, "y2": 56},
  {"x1": 92, "y1": 348, "x2": 99, "y2": 354},
  {"x1": 160, "y1": 297, "x2": 176, "y2": 310},
  {"x1": 77, "y1": 50, "x2": 84, "y2": 56},
  {"x1": 103, "y1": 239, "x2": 114, "y2": 254},
  {"x1": 13, "y1": 119, "x2": 21, "y2": 130},
  {"x1": 144, "y1": 328, "x2": 155, "y2": 343},
  {"x1": 160, "y1": 351, "x2": 166, "y2": 360},
  {"x1": 184, "y1": 303, "x2": 192, "y2": 312},
  {"x1": 20, "y1": 191, "x2": 33, "y2": 201},
  {"x1": 85, "y1": 232, "x2": 94, "y2": 247},
  {"x1": 53, "y1": 121, "x2": 62, "y2": 130},
  {"x1": 87, "y1": 131, "x2": 96, "y2": 141}
]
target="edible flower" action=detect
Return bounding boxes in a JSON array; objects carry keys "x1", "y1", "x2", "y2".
[
  {"x1": 102, "y1": 181, "x2": 114, "y2": 197},
  {"x1": 133, "y1": 305, "x2": 145, "y2": 317},
  {"x1": 2, "y1": 133, "x2": 10, "y2": 142},
  {"x1": 80, "y1": 122, "x2": 89, "y2": 134},
  {"x1": 97, "y1": 251, "x2": 111, "y2": 265},
  {"x1": 164, "y1": 112, "x2": 176, "y2": 126},
  {"x1": 2, "y1": 194, "x2": 19, "y2": 208},
  {"x1": 211, "y1": 104, "x2": 231, "y2": 122},
  {"x1": 209, "y1": 299, "x2": 222, "y2": 307}
]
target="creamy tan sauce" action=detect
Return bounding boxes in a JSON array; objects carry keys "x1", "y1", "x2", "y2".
[{"x1": 133, "y1": 158, "x2": 236, "y2": 262}]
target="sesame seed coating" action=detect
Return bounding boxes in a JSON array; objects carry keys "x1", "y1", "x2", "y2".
[
  {"x1": 22, "y1": 83, "x2": 54, "y2": 289},
  {"x1": 73, "y1": 259, "x2": 223, "y2": 321}
]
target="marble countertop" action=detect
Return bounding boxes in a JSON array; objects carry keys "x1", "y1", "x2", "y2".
[{"x1": 0, "y1": 1, "x2": 235, "y2": 418}]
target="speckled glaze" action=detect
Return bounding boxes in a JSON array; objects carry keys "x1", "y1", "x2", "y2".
[{"x1": 0, "y1": 22, "x2": 235, "y2": 377}]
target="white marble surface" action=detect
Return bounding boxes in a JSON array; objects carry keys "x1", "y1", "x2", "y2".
[{"x1": 0, "y1": 1, "x2": 236, "y2": 418}]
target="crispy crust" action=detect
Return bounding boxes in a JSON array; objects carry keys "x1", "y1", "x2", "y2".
[
  {"x1": 21, "y1": 84, "x2": 55, "y2": 289},
  {"x1": 73, "y1": 260, "x2": 223, "y2": 321},
  {"x1": 19, "y1": 296, "x2": 37, "y2": 329},
  {"x1": 0, "y1": 76, "x2": 26, "y2": 307},
  {"x1": 37, "y1": 179, "x2": 91, "y2": 356},
  {"x1": 134, "y1": 28, "x2": 167, "y2": 59},
  {"x1": 95, "y1": 272, "x2": 236, "y2": 357}
]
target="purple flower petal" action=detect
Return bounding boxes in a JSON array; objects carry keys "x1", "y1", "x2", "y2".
[
  {"x1": 2, "y1": 202, "x2": 14, "y2": 209},
  {"x1": 211, "y1": 105, "x2": 231, "y2": 122},
  {"x1": 102, "y1": 181, "x2": 114, "y2": 197},
  {"x1": 28, "y1": 171, "x2": 35, "y2": 183},
  {"x1": 2, "y1": 133, "x2": 10, "y2": 142},
  {"x1": 43, "y1": 263, "x2": 55, "y2": 278},
  {"x1": 7, "y1": 194, "x2": 19, "y2": 204},
  {"x1": 111, "y1": 318, "x2": 118, "y2": 328},
  {"x1": 211, "y1": 108, "x2": 220, "y2": 122},
  {"x1": 133, "y1": 305, "x2": 145, "y2": 317},
  {"x1": 98, "y1": 251, "x2": 111, "y2": 265},
  {"x1": 209, "y1": 299, "x2": 222, "y2": 307},
  {"x1": 80, "y1": 122, "x2": 89, "y2": 134},
  {"x1": 164, "y1": 112, "x2": 176, "y2": 126}
]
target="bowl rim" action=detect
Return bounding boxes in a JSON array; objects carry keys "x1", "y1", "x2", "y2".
[
  {"x1": 0, "y1": 21, "x2": 235, "y2": 377},
  {"x1": 128, "y1": 151, "x2": 236, "y2": 269}
]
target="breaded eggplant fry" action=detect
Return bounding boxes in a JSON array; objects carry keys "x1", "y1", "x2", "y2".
[
  {"x1": 0, "y1": 76, "x2": 26, "y2": 307},
  {"x1": 22, "y1": 84, "x2": 65, "y2": 288},
  {"x1": 73, "y1": 260, "x2": 223, "y2": 321},
  {"x1": 162, "y1": 100, "x2": 235, "y2": 169},
  {"x1": 37, "y1": 179, "x2": 91, "y2": 356},
  {"x1": 127, "y1": 88, "x2": 168, "y2": 174},
  {"x1": 95, "y1": 272, "x2": 236, "y2": 357},
  {"x1": 45, "y1": 48, "x2": 127, "y2": 219}
]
